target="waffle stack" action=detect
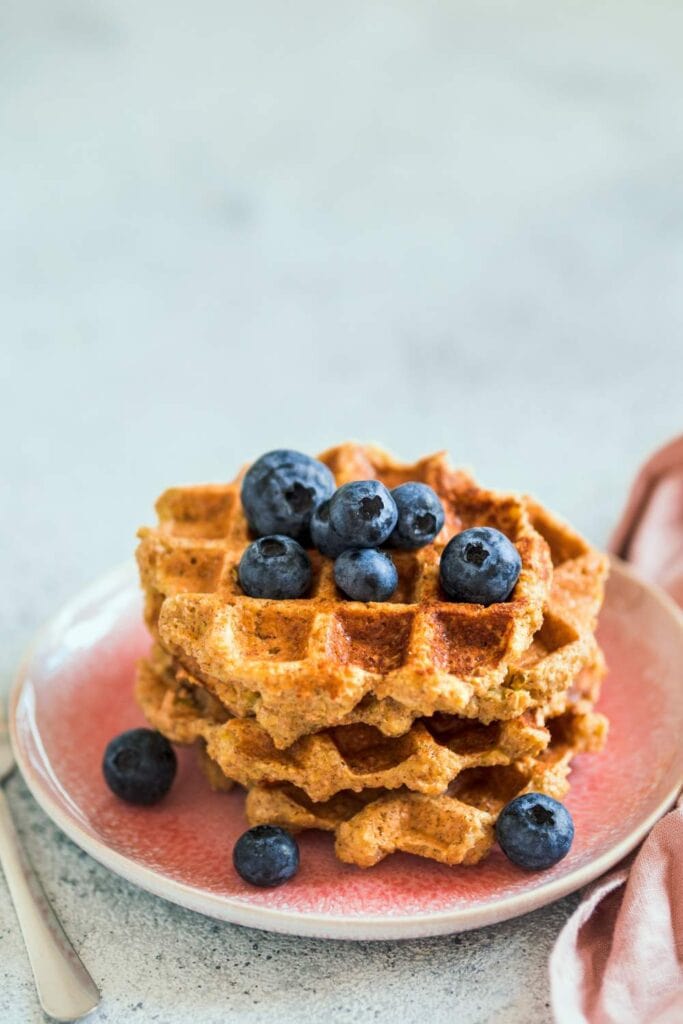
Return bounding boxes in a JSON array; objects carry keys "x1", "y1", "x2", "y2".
[{"x1": 136, "y1": 444, "x2": 609, "y2": 867}]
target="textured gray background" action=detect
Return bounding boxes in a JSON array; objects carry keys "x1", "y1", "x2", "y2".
[{"x1": 2, "y1": 1, "x2": 682, "y2": 1021}]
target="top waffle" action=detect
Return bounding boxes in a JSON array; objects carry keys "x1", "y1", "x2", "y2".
[{"x1": 137, "y1": 444, "x2": 606, "y2": 748}]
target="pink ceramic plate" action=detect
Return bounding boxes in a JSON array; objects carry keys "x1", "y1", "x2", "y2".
[{"x1": 10, "y1": 559, "x2": 683, "y2": 940}]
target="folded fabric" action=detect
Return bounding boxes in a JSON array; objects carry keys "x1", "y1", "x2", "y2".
[
  {"x1": 550, "y1": 796, "x2": 683, "y2": 1024},
  {"x1": 610, "y1": 434, "x2": 683, "y2": 604},
  {"x1": 550, "y1": 434, "x2": 683, "y2": 1024}
]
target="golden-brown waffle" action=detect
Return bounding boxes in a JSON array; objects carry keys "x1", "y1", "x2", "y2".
[
  {"x1": 137, "y1": 653, "x2": 549, "y2": 800},
  {"x1": 137, "y1": 444, "x2": 606, "y2": 747},
  {"x1": 136, "y1": 649, "x2": 606, "y2": 808},
  {"x1": 244, "y1": 707, "x2": 607, "y2": 867}
]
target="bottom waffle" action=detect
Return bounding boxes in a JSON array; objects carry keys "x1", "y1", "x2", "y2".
[
  {"x1": 243, "y1": 709, "x2": 605, "y2": 867},
  {"x1": 136, "y1": 651, "x2": 607, "y2": 867}
]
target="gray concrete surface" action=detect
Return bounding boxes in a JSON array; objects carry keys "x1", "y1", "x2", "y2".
[{"x1": 1, "y1": 1, "x2": 682, "y2": 1021}]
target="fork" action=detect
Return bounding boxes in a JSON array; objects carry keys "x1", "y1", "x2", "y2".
[{"x1": 0, "y1": 700, "x2": 100, "y2": 1021}]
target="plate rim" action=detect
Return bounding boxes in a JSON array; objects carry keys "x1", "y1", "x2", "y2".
[{"x1": 9, "y1": 557, "x2": 683, "y2": 941}]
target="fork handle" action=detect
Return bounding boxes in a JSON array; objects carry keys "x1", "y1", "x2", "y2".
[{"x1": 0, "y1": 787, "x2": 100, "y2": 1021}]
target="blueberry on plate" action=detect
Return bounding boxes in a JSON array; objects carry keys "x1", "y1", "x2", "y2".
[
  {"x1": 103, "y1": 728, "x2": 177, "y2": 805},
  {"x1": 238, "y1": 535, "x2": 312, "y2": 599},
  {"x1": 389, "y1": 482, "x2": 445, "y2": 549},
  {"x1": 310, "y1": 499, "x2": 348, "y2": 558},
  {"x1": 334, "y1": 548, "x2": 398, "y2": 602},
  {"x1": 240, "y1": 449, "x2": 335, "y2": 541},
  {"x1": 495, "y1": 793, "x2": 574, "y2": 870},
  {"x1": 328, "y1": 480, "x2": 398, "y2": 548},
  {"x1": 233, "y1": 825, "x2": 300, "y2": 887},
  {"x1": 439, "y1": 526, "x2": 521, "y2": 605}
]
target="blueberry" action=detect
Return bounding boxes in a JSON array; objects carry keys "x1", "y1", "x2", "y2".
[
  {"x1": 310, "y1": 499, "x2": 348, "y2": 558},
  {"x1": 103, "y1": 728, "x2": 177, "y2": 805},
  {"x1": 328, "y1": 480, "x2": 398, "y2": 549},
  {"x1": 389, "y1": 482, "x2": 445, "y2": 549},
  {"x1": 334, "y1": 548, "x2": 398, "y2": 602},
  {"x1": 495, "y1": 793, "x2": 574, "y2": 870},
  {"x1": 241, "y1": 449, "x2": 335, "y2": 541},
  {"x1": 233, "y1": 825, "x2": 300, "y2": 887},
  {"x1": 239, "y1": 535, "x2": 311, "y2": 599},
  {"x1": 439, "y1": 526, "x2": 521, "y2": 605}
]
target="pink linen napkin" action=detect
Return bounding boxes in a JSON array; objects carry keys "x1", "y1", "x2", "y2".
[{"x1": 550, "y1": 435, "x2": 683, "y2": 1024}]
